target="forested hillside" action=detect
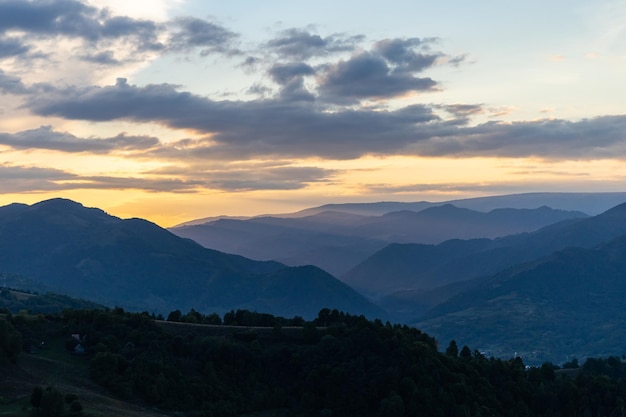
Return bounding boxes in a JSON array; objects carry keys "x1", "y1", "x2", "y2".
[
  {"x1": 0, "y1": 199, "x2": 382, "y2": 319},
  {"x1": 4, "y1": 307, "x2": 626, "y2": 417}
]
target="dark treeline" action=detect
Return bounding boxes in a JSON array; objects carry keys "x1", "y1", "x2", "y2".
[
  {"x1": 5, "y1": 307, "x2": 626, "y2": 417},
  {"x1": 164, "y1": 307, "x2": 308, "y2": 327}
]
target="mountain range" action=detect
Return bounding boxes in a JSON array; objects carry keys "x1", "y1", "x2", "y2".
[
  {"x1": 345, "y1": 202, "x2": 626, "y2": 318},
  {"x1": 0, "y1": 198, "x2": 383, "y2": 319},
  {"x1": 172, "y1": 194, "x2": 626, "y2": 362},
  {"x1": 171, "y1": 203, "x2": 587, "y2": 277},
  {"x1": 253, "y1": 191, "x2": 626, "y2": 218},
  {"x1": 4, "y1": 193, "x2": 626, "y2": 363},
  {"x1": 416, "y1": 231, "x2": 626, "y2": 363}
]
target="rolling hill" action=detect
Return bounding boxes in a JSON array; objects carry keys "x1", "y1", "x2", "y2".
[
  {"x1": 415, "y1": 233, "x2": 626, "y2": 364},
  {"x1": 343, "y1": 202, "x2": 626, "y2": 318},
  {"x1": 0, "y1": 198, "x2": 384, "y2": 319}
]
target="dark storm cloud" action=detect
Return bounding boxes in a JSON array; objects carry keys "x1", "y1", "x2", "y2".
[
  {"x1": 266, "y1": 28, "x2": 362, "y2": 59},
  {"x1": 318, "y1": 52, "x2": 438, "y2": 102},
  {"x1": 0, "y1": 126, "x2": 159, "y2": 153}
]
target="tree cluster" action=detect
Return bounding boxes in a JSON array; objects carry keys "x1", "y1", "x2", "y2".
[
  {"x1": 7, "y1": 307, "x2": 626, "y2": 416},
  {"x1": 30, "y1": 385, "x2": 84, "y2": 417},
  {"x1": 0, "y1": 316, "x2": 22, "y2": 364}
]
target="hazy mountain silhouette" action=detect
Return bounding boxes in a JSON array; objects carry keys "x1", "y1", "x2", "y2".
[
  {"x1": 0, "y1": 198, "x2": 384, "y2": 318},
  {"x1": 343, "y1": 202, "x2": 626, "y2": 318},
  {"x1": 172, "y1": 204, "x2": 586, "y2": 276},
  {"x1": 284, "y1": 192, "x2": 626, "y2": 217},
  {"x1": 415, "y1": 232, "x2": 626, "y2": 363}
]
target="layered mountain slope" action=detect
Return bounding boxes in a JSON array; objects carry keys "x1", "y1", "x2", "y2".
[
  {"x1": 286, "y1": 192, "x2": 626, "y2": 217},
  {"x1": 0, "y1": 199, "x2": 384, "y2": 318},
  {"x1": 170, "y1": 213, "x2": 387, "y2": 277},
  {"x1": 343, "y1": 202, "x2": 626, "y2": 306},
  {"x1": 172, "y1": 205, "x2": 586, "y2": 276},
  {"x1": 415, "y1": 233, "x2": 626, "y2": 363}
]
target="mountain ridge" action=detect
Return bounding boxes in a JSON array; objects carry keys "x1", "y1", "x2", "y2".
[
  {"x1": 415, "y1": 232, "x2": 626, "y2": 363},
  {"x1": 171, "y1": 203, "x2": 587, "y2": 277},
  {"x1": 0, "y1": 198, "x2": 384, "y2": 319},
  {"x1": 342, "y1": 200, "x2": 626, "y2": 319}
]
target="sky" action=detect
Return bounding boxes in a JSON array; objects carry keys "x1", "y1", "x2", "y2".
[{"x1": 0, "y1": 0, "x2": 625, "y2": 226}]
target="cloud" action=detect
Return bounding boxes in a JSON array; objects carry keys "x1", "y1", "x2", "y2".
[
  {"x1": 145, "y1": 161, "x2": 337, "y2": 191},
  {"x1": 0, "y1": 162, "x2": 202, "y2": 193},
  {"x1": 438, "y1": 104, "x2": 485, "y2": 125},
  {"x1": 27, "y1": 79, "x2": 444, "y2": 159},
  {"x1": 25, "y1": 78, "x2": 626, "y2": 161},
  {"x1": 268, "y1": 62, "x2": 316, "y2": 101},
  {"x1": 79, "y1": 50, "x2": 120, "y2": 65},
  {"x1": 0, "y1": 0, "x2": 242, "y2": 66},
  {"x1": 0, "y1": 0, "x2": 160, "y2": 47},
  {"x1": 0, "y1": 163, "x2": 77, "y2": 193},
  {"x1": 0, "y1": 69, "x2": 29, "y2": 94},
  {"x1": 189, "y1": 165, "x2": 336, "y2": 191},
  {"x1": 0, "y1": 159, "x2": 334, "y2": 193},
  {"x1": 0, "y1": 0, "x2": 94, "y2": 35},
  {"x1": 265, "y1": 28, "x2": 362, "y2": 60},
  {"x1": 373, "y1": 37, "x2": 441, "y2": 72},
  {"x1": 269, "y1": 62, "x2": 315, "y2": 85},
  {"x1": 74, "y1": 176, "x2": 202, "y2": 193},
  {"x1": 167, "y1": 16, "x2": 239, "y2": 55},
  {"x1": 0, "y1": 125, "x2": 337, "y2": 192},
  {"x1": 413, "y1": 115, "x2": 626, "y2": 159},
  {"x1": 0, "y1": 126, "x2": 159, "y2": 153},
  {"x1": 317, "y1": 52, "x2": 438, "y2": 103},
  {"x1": 362, "y1": 174, "x2": 626, "y2": 197},
  {"x1": 0, "y1": 36, "x2": 30, "y2": 58},
  {"x1": 261, "y1": 36, "x2": 454, "y2": 103}
]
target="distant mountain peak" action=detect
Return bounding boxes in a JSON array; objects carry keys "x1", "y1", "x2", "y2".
[
  {"x1": 31, "y1": 198, "x2": 92, "y2": 213},
  {"x1": 421, "y1": 204, "x2": 470, "y2": 213},
  {"x1": 26, "y1": 198, "x2": 119, "y2": 224},
  {"x1": 34, "y1": 197, "x2": 83, "y2": 206}
]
